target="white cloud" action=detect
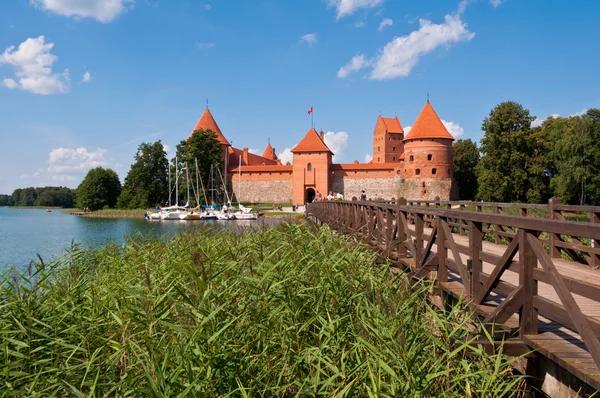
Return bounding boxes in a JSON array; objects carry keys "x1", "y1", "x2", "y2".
[
  {"x1": 0, "y1": 36, "x2": 70, "y2": 95},
  {"x1": 404, "y1": 125, "x2": 412, "y2": 134},
  {"x1": 441, "y1": 120, "x2": 463, "y2": 138},
  {"x1": 248, "y1": 148, "x2": 260, "y2": 155},
  {"x1": 337, "y1": 54, "x2": 371, "y2": 78},
  {"x1": 328, "y1": 0, "x2": 384, "y2": 20},
  {"x1": 570, "y1": 109, "x2": 588, "y2": 117},
  {"x1": 277, "y1": 148, "x2": 293, "y2": 165},
  {"x1": 81, "y1": 71, "x2": 91, "y2": 83},
  {"x1": 338, "y1": 6, "x2": 475, "y2": 80},
  {"x1": 323, "y1": 131, "x2": 349, "y2": 161},
  {"x1": 355, "y1": 20, "x2": 366, "y2": 28},
  {"x1": 204, "y1": 3, "x2": 211, "y2": 10},
  {"x1": 377, "y1": 18, "x2": 393, "y2": 31},
  {"x1": 299, "y1": 33, "x2": 318, "y2": 46},
  {"x1": 30, "y1": 0, "x2": 133, "y2": 23},
  {"x1": 490, "y1": 0, "x2": 504, "y2": 7},
  {"x1": 531, "y1": 113, "x2": 561, "y2": 127},
  {"x1": 195, "y1": 42, "x2": 215, "y2": 50},
  {"x1": 47, "y1": 147, "x2": 108, "y2": 174},
  {"x1": 365, "y1": 154, "x2": 373, "y2": 163},
  {"x1": 52, "y1": 174, "x2": 76, "y2": 181}
]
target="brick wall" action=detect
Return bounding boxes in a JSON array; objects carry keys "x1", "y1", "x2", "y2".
[{"x1": 231, "y1": 179, "x2": 292, "y2": 204}]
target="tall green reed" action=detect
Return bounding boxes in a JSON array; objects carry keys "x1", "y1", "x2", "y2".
[{"x1": 0, "y1": 223, "x2": 524, "y2": 396}]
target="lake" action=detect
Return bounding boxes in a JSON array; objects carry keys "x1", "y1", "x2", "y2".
[{"x1": 0, "y1": 208, "x2": 284, "y2": 272}]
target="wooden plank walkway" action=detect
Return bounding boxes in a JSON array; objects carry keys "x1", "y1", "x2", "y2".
[{"x1": 411, "y1": 224, "x2": 600, "y2": 390}]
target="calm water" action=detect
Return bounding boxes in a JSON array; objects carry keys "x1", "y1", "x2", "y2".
[{"x1": 0, "y1": 208, "x2": 283, "y2": 272}]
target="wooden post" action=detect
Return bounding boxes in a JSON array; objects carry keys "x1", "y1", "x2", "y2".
[
  {"x1": 548, "y1": 197, "x2": 561, "y2": 258},
  {"x1": 592, "y1": 212, "x2": 599, "y2": 269},
  {"x1": 495, "y1": 206, "x2": 502, "y2": 245},
  {"x1": 415, "y1": 213, "x2": 424, "y2": 265},
  {"x1": 459, "y1": 204, "x2": 466, "y2": 235},
  {"x1": 519, "y1": 229, "x2": 538, "y2": 336},
  {"x1": 397, "y1": 198, "x2": 407, "y2": 258},
  {"x1": 437, "y1": 215, "x2": 448, "y2": 284},
  {"x1": 470, "y1": 221, "x2": 483, "y2": 299}
]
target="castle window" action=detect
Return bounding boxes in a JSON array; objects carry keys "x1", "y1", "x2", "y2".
[
  {"x1": 422, "y1": 182, "x2": 426, "y2": 187},
  {"x1": 307, "y1": 163, "x2": 312, "y2": 171},
  {"x1": 432, "y1": 168, "x2": 437, "y2": 175},
  {"x1": 393, "y1": 146, "x2": 396, "y2": 151},
  {"x1": 409, "y1": 155, "x2": 414, "y2": 162},
  {"x1": 378, "y1": 146, "x2": 380, "y2": 151},
  {"x1": 377, "y1": 157, "x2": 380, "y2": 162},
  {"x1": 262, "y1": 163, "x2": 266, "y2": 166},
  {"x1": 416, "y1": 169, "x2": 420, "y2": 175},
  {"x1": 388, "y1": 137, "x2": 391, "y2": 140},
  {"x1": 393, "y1": 157, "x2": 396, "y2": 161},
  {"x1": 427, "y1": 154, "x2": 433, "y2": 161}
]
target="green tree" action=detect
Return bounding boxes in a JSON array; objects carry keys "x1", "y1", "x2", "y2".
[
  {"x1": 0, "y1": 194, "x2": 8, "y2": 206},
  {"x1": 476, "y1": 101, "x2": 550, "y2": 203},
  {"x1": 175, "y1": 129, "x2": 223, "y2": 206},
  {"x1": 546, "y1": 112, "x2": 600, "y2": 205},
  {"x1": 452, "y1": 139, "x2": 480, "y2": 200},
  {"x1": 118, "y1": 140, "x2": 169, "y2": 209},
  {"x1": 76, "y1": 167, "x2": 122, "y2": 210}
]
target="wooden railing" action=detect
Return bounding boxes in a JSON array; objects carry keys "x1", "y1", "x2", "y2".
[
  {"x1": 367, "y1": 197, "x2": 600, "y2": 269},
  {"x1": 307, "y1": 198, "x2": 600, "y2": 371}
]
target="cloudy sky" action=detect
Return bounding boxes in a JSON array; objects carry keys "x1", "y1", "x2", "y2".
[{"x1": 0, "y1": 0, "x2": 598, "y2": 193}]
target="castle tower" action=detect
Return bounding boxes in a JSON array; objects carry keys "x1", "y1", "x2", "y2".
[
  {"x1": 261, "y1": 142, "x2": 278, "y2": 161},
  {"x1": 189, "y1": 107, "x2": 231, "y2": 181},
  {"x1": 372, "y1": 115, "x2": 404, "y2": 163},
  {"x1": 403, "y1": 101, "x2": 454, "y2": 198},
  {"x1": 291, "y1": 127, "x2": 333, "y2": 204}
]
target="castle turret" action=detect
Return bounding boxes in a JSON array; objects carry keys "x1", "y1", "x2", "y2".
[
  {"x1": 402, "y1": 101, "x2": 454, "y2": 199},
  {"x1": 189, "y1": 107, "x2": 230, "y2": 181},
  {"x1": 291, "y1": 127, "x2": 333, "y2": 204},
  {"x1": 261, "y1": 142, "x2": 277, "y2": 161},
  {"x1": 373, "y1": 115, "x2": 404, "y2": 163}
]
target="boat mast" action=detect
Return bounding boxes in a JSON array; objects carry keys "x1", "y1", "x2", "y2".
[
  {"x1": 185, "y1": 162, "x2": 190, "y2": 206},
  {"x1": 238, "y1": 155, "x2": 242, "y2": 206},
  {"x1": 168, "y1": 159, "x2": 171, "y2": 206},
  {"x1": 175, "y1": 154, "x2": 179, "y2": 206}
]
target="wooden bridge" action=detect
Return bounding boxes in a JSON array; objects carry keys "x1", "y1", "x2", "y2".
[{"x1": 307, "y1": 198, "x2": 600, "y2": 393}]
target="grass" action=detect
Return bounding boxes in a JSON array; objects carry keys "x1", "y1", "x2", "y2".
[
  {"x1": 0, "y1": 223, "x2": 524, "y2": 396},
  {"x1": 61, "y1": 208, "x2": 146, "y2": 219}
]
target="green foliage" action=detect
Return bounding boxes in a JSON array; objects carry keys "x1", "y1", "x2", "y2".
[
  {"x1": 544, "y1": 110, "x2": 600, "y2": 205},
  {"x1": 0, "y1": 224, "x2": 523, "y2": 396},
  {"x1": 76, "y1": 167, "x2": 122, "y2": 211},
  {"x1": 175, "y1": 129, "x2": 223, "y2": 206},
  {"x1": 452, "y1": 139, "x2": 480, "y2": 200},
  {"x1": 476, "y1": 101, "x2": 550, "y2": 203},
  {"x1": 4, "y1": 186, "x2": 75, "y2": 207},
  {"x1": 118, "y1": 140, "x2": 169, "y2": 209},
  {"x1": 0, "y1": 194, "x2": 8, "y2": 206}
]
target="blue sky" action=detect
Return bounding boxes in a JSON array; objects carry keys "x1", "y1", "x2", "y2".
[{"x1": 1, "y1": 0, "x2": 599, "y2": 194}]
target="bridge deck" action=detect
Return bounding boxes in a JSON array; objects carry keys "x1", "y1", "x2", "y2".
[{"x1": 408, "y1": 224, "x2": 600, "y2": 389}]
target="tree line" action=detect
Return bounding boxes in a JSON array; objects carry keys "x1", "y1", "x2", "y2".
[
  {"x1": 0, "y1": 187, "x2": 75, "y2": 207},
  {"x1": 453, "y1": 101, "x2": 600, "y2": 205}
]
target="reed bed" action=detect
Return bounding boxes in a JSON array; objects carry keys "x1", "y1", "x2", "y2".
[{"x1": 0, "y1": 223, "x2": 524, "y2": 396}]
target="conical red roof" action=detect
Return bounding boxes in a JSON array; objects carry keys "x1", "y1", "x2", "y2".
[
  {"x1": 403, "y1": 102, "x2": 454, "y2": 141},
  {"x1": 291, "y1": 128, "x2": 333, "y2": 154},
  {"x1": 262, "y1": 143, "x2": 277, "y2": 160},
  {"x1": 189, "y1": 108, "x2": 230, "y2": 145}
]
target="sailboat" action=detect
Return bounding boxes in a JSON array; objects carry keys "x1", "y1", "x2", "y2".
[
  {"x1": 146, "y1": 155, "x2": 187, "y2": 220},
  {"x1": 213, "y1": 165, "x2": 236, "y2": 220},
  {"x1": 232, "y1": 155, "x2": 259, "y2": 220}
]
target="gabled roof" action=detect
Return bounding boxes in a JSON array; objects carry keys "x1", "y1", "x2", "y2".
[
  {"x1": 262, "y1": 143, "x2": 277, "y2": 160},
  {"x1": 227, "y1": 147, "x2": 277, "y2": 167},
  {"x1": 189, "y1": 108, "x2": 230, "y2": 146},
  {"x1": 403, "y1": 102, "x2": 454, "y2": 141},
  {"x1": 381, "y1": 116, "x2": 404, "y2": 133},
  {"x1": 291, "y1": 127, "x2": 333, "y2": 154}
]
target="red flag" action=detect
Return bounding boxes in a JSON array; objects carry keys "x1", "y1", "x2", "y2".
[{"x1": 308, "y1": 106, "x2": 313, "y2": 115}]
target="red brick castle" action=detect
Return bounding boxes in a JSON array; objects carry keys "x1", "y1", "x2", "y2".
[{"x1": 189, "y1": 101, "x2": 456, "y2": 204}]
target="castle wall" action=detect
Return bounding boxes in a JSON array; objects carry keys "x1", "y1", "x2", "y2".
[
  {"x1": 231, "y1": 179, "x2": 292, "y2": 203},
  {"x1": 331, "y1": 174, "x2": 403, "y2": 200}
]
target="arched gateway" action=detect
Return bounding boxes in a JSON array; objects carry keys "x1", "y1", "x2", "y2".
[{"x1": 306, "y1": 188, "x2": 316, "y2": 204}]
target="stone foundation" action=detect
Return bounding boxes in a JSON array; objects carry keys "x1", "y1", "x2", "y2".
[
  {"x1": 231, "y1": 179, "x2": 292, "y2": 204},
  {"x1": 399, "y1": 178, "x2": 453, "y2": 201},
  {"x1": 331, "y1": 175, "x2": 403, "y2": 201}
]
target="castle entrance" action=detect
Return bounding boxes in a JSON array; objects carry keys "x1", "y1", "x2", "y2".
[{"x1": 305, "y1": 188, "x2": 316, "y2": 204}]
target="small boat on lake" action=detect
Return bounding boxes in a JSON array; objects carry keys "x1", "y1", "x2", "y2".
[{"x1": 46, "y1": 209, "x2": 52, "y2": 212}]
